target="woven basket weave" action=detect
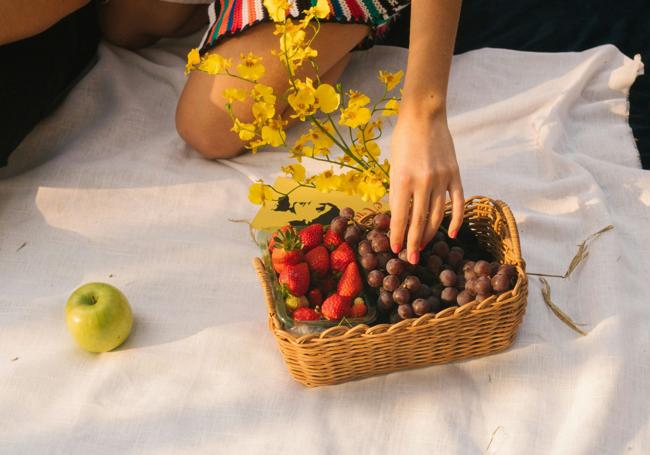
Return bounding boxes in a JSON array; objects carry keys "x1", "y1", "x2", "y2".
[{"x1": 253, "y1": 196, "x2": 527, "y2": 387}]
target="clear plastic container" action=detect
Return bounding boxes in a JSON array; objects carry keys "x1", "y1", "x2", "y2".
[{"x1": 256, "y1": 229, "x2": 377, "y2": 335}]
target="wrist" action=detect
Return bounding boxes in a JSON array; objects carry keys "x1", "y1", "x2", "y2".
[{"x1": 399, "y1": 92, "x2": 447, "y2": 122}]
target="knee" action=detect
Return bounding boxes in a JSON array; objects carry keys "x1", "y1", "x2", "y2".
[{"x1": 175, "y1": 102, "x2": 245, "y2": 160}]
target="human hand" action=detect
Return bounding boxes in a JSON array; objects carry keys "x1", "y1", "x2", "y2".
[{"x1": 388, "y1": 109, "x2": 464, "y2": 265}]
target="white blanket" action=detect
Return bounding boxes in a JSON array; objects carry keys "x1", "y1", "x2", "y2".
[{"x1": 1, "y1": 34, "x2": 648, "y2": 454}]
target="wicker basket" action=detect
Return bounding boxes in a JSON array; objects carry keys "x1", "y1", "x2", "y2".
[{"x1": 253, "y1": 196, "x2": 527, "y2": 387}]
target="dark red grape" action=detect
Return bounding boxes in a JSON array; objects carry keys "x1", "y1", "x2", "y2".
[
  {"x1": 447, "y1": 250, "x2": 464, "y2": 269},
  {"x1": 383, "y1": 274, "x2": 401, "y2": 292},
  {"x1": 490, "y1": 261, "x2": 500, "y2": 276},
  {"x1": 360, "y1": 253, "x2": 378, "y2": 270},
  {"x1": 330, "y1": 216, "x2": 348, "y2": 236},
  {"x1": 456, "y1": 289, "x2": 473, "y2": 306},
  {"x1": 430, "y1": 283, "x2": 443, "y2": 297},
  {"x1": 373, "y1": 213, "x2": 391, "y2": 231},
  {"x1": 498, "y1": 264, "x2": 517, "y2": 278},
  {"x1": 403, "y1": 275, "x2": 421, "y2": 292},
  {"x1": 389, "y1": 310, "x2": 402, "y2": 324},
  {"x1": 393, "y1": 287, "x2": 411, "y2": 305},
  {"x1": 357, "y1": 239, "x2": 372, "y2": 256},
  {"x1": 426, "y1": 255, "x2": 443, "y2": 275},
  {"x1": 475, "y1": 293, "x2": 493, "y2": 303},
  {"x1": 462, "y1": 261, "x2": 475, "y2": 273},
  {"x1": 416, "y1": 283, "x2": 432, "y2": 298},
  {"x1": 377, "y1": 252, "x2": 392, "y2": 269},
  {"x1": 474, "y1": 260, "x2": 491, "y2": 276},
  {"x1": 371, "y1": 235, "x2": 390, "y2": 253},
  {"x1": 397, "y1": 303, "x2": 414, "y2": 319},
  {"x1": 427, "y1": 295, "x2": 444, "y2": 313},
  {"x1": 439, "y1": 269, "x2": 457, "y2": 287},
  {"x1": 464, "y1": 269, "x2": 477, "y2": 281},
  {"x1": 344, "y1": 225, "x2": 362, "y2": 245},
  {"x1": 378, "y1": 290, "x2": 395, "y2": 312},
  {"x1": 475, "y1": 275, "x2": 492, "y2": 295},
  {"x1": 398, "y1": 249, "x2": 409, "y2": 262},
  {"x1": 491, "y1": 273, "x2": 511, "y2": 292},
  {"x1": 441, "y1": 287, "x2": 459, "y2": 304},
  {"x1": 433, "y1": 231, "x2": 446, "y2": 243},
  {"x1": 386, "y1": 258, "x2": 406, "y2": 276},
  {"x1": 340, "y1": 207, "x2": 355, "y2": 219},
  {"x1": 450, "y1": 246, "x2": 464, "y2": 255},
  {"x1": 465, "y1": 278, "x2": 477, "y2": 296},
  {"x1": 367, "y1": 270, "x2": 385, "y2": 288},
  {"x1": 432, "y1": 241, "x2": 450, "y2": 259},
  {"x1": 456, "y1": 275, "x2": 466, "y2": 289},
  {"x1": 412, "y1": 298, "x2": 433, "y2": 316},
  {"x1": 367, "y1": 229, "x2": 383, "y2": 240}
]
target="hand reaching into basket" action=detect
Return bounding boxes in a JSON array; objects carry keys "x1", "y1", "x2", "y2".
[{"x1": 388, "y1": 0, "x2": 464, "y2": 264}]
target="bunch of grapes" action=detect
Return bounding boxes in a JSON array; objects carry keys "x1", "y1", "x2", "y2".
[{"x1": 357, "y1": 212, "x2": 518, "y2": 323}]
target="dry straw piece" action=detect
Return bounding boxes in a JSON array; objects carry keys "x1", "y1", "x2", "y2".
[{"x1": 253, "y1": 196, "x2": 528, "y2": 387}]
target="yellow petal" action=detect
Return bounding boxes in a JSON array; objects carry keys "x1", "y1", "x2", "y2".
[{"x1": 315, "y1": 84, "x2": 340, "y2": 114}]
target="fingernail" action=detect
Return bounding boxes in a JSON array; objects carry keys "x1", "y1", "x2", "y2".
[
  {"x1": 409, "y1": 252, "x2": 419, "y2": 264},
  {"x1": 419, "y1": 245, "x2": 425, "y2": 252},
  {"x1": 392, "y1": 243, "x2": 402, "y2": 254},
  {"x1": 449, "y1": 229, "x2": 458, "y2": 239}
]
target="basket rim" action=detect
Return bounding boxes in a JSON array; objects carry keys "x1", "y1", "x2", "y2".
[{"x1": 253, "y1": 196, "x2": 527, "y2": 346}]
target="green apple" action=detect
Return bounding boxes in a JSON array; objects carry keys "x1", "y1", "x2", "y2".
[{"x1": 65, "y1": 282, "x2": 133, "y2": 353}]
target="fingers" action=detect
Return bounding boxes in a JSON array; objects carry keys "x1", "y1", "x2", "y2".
[
  {"x1": 389, "y1": 182, "x2": 410, "y2": 254},
  {"x1": 422, "y1": 191, "x2": 445, "y2": 247},
  {"x1": 406, "y1": 187, "x2": 432, "y2": 264},
  {"x1": 447, "y1": 177, "x2": 465, "y2": 239}
]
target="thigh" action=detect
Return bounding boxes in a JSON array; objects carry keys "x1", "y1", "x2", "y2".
[{"x1": 176, "y1": 21, "x2": 368, "y2": 157}]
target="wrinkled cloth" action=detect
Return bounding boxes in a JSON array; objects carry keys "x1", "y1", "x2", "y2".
[{"x1": 0, "y1": 35, "x2": 648, "y2": 454}]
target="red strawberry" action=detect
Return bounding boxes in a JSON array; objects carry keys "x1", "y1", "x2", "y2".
[
  {"x1": 349, "y1": 297, "x2": 367, "y2": 318},
  {"x1": 305, "y1": 245, "x2": 330, "y2": 277},
  {"x1": 321, "y1": 294, "x2": 351, "y2": 320},
  {"x1": 268, "y1": 225, "x2": 291, "y2": 251},
  {"x1": 319, "y1": 275, "x2": 337, "y2": 295},
  {"x1": 271, "y1": 227, "x2": 303, "y2": 274},
  {"x1": 323, "y1": 229, "x2": 343, "y2": 250},
  {"x1": 307, "y1": 288, "x2": 323, "y2": 307},
  {"x1": 330, "y1": 242, "x2": 355, "y2": 273},
  {"x1": 299, "y1": 224, "x2": 323, "y2": 252},
  {"x1": 279, "y1": 262, "x2": 310, "y2": 297},
  {"x1": 337, "y1": 261, "x2": 363, "y2": 299},
  {"x1": 293, "y1": 307, "x2": 320, "y2": 321}
]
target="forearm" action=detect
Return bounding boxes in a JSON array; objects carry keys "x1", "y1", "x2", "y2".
[
  {"x1": 401, "y1": 0, "x2": 461, "y2": 118},
  {"x1": 0, "y1": 0, "x2": 89, "y2": 45}
]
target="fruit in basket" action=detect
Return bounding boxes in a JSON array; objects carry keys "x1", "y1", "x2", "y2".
[
  {"x1": 330, "y1": 242, "x2": 355, "y2": 272},
  {"x1": 307, "y1": 288, "x2": 323, "y2": 307},
  {"x1": 322, "y1": 294, "x2": 351, "y2": 320},
  {"x1": 337, "y1": 262, "x2": 363, "y2": 299},
  {"x1": 279, "y1": 263, "x2": 310, "y2": 297},
  {"x1": 349, "y1": 297, "x2": 368, "y2": 318},
  {"x1": 323, "y1": 228, "x2": 344, "y2": 249},
  {"x1": 367, "y1": 269, "x2": 385, "y2": 288},
  {"x1": 339, "y1": 207, "x2": 355, "y2": 219},
  {"x1": 293, "y1": 307, "x2": 320, "y2": 321},
  {"x1": 305, "y1": 245, "x2": 330, "y2": 277},
  {"x1": 268, "y1": 225, "x2": 291, "y2": 251},
  {"x1": 285, "y1": 295, "x2": 309, "y2": 311},
  {"x1": 271, "y1": 228, "x2": 303, "y2": 274},
  {"x1": 299, "y1": 223, "x2": 323, "y2": 252},
  {"x1": 65, "y1": 282, "x2": 133, "y2": 353}
]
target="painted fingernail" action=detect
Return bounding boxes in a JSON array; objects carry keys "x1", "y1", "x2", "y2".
[
  {"x1": 409, "y1": 252, "x2": 419, "y2": 264},
  {"x1": 392, "y1": 243, "x2": 402, "y2": 254},
  {"x1": 449, "y1": 229, "x2": 458, "y2": 239}
]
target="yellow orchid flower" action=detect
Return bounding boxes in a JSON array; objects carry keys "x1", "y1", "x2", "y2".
[
  {"x1": 282, "y1": 163, "x2": 306, "y2": 183},
  {"x1": 313, "y1": 169, "x2": 342, "y2": 193},
  {"x1": 288, "y1": 87, "x2": 316, "y2": 120},
  {"x1": 252, "y1": 84, "x2": 276, "y2": 104},
  {"x1": 199, "y1": 53, "x2": 232, "y2": 75},
  {"x1": 357, "y1": 174, "x2": 386, "y2": 202},
  {"x1": 314, "y1": 83, "x2": 340, "y2": 114},
  {"x1": 231, "y1": 119, "x2": 257, "y2": 141},
  {"x1": 261, "y1": 118, "x2": 287, "y2": 147},
  {"x1": 252, "y1": 101, "x2": 276, "y2": 122},
  {"x1": 378, "y1": 70, "x2": 404, "y2": 91},
  {"x1": 185, "y1": 48, "x2": 200, "y2": 75},
  {"x1": 237, "y1": 52, "x2": 265, "y2": 81},
  {"x1": 222, "y1": 88, "x2": 248, "y2": 103},
  {"x1": 339, "y1": 104, "x2": 371, "y2": 128},
  {"x1": 263, "y1": 0, "x2": 290, "y2": 23},
  {"x1": 248, "y1": 181, "x2": 274, "y2": 205},
  {"x1": 382, "y1": 98, "x2": 400, "y2": 116},
  {"x1": 347, "y1": 90, "x2": 371, "y2": 107}
]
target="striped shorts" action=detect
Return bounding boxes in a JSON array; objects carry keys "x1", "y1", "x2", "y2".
[{"x1": 198, "y1": 0, "x2": 411, "y2": 53}]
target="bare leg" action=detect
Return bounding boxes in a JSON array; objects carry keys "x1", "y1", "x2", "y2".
[
  {"x1": 175, "y1": 22, "x2": 368, "y2": 159},
  {"x1": 98, "y1": 0, "x2": 208, "y2": 49}
]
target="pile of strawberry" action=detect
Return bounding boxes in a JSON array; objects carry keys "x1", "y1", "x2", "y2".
[{"x1": 268, "y1": 210, "x2": 367, "y2": 322}]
